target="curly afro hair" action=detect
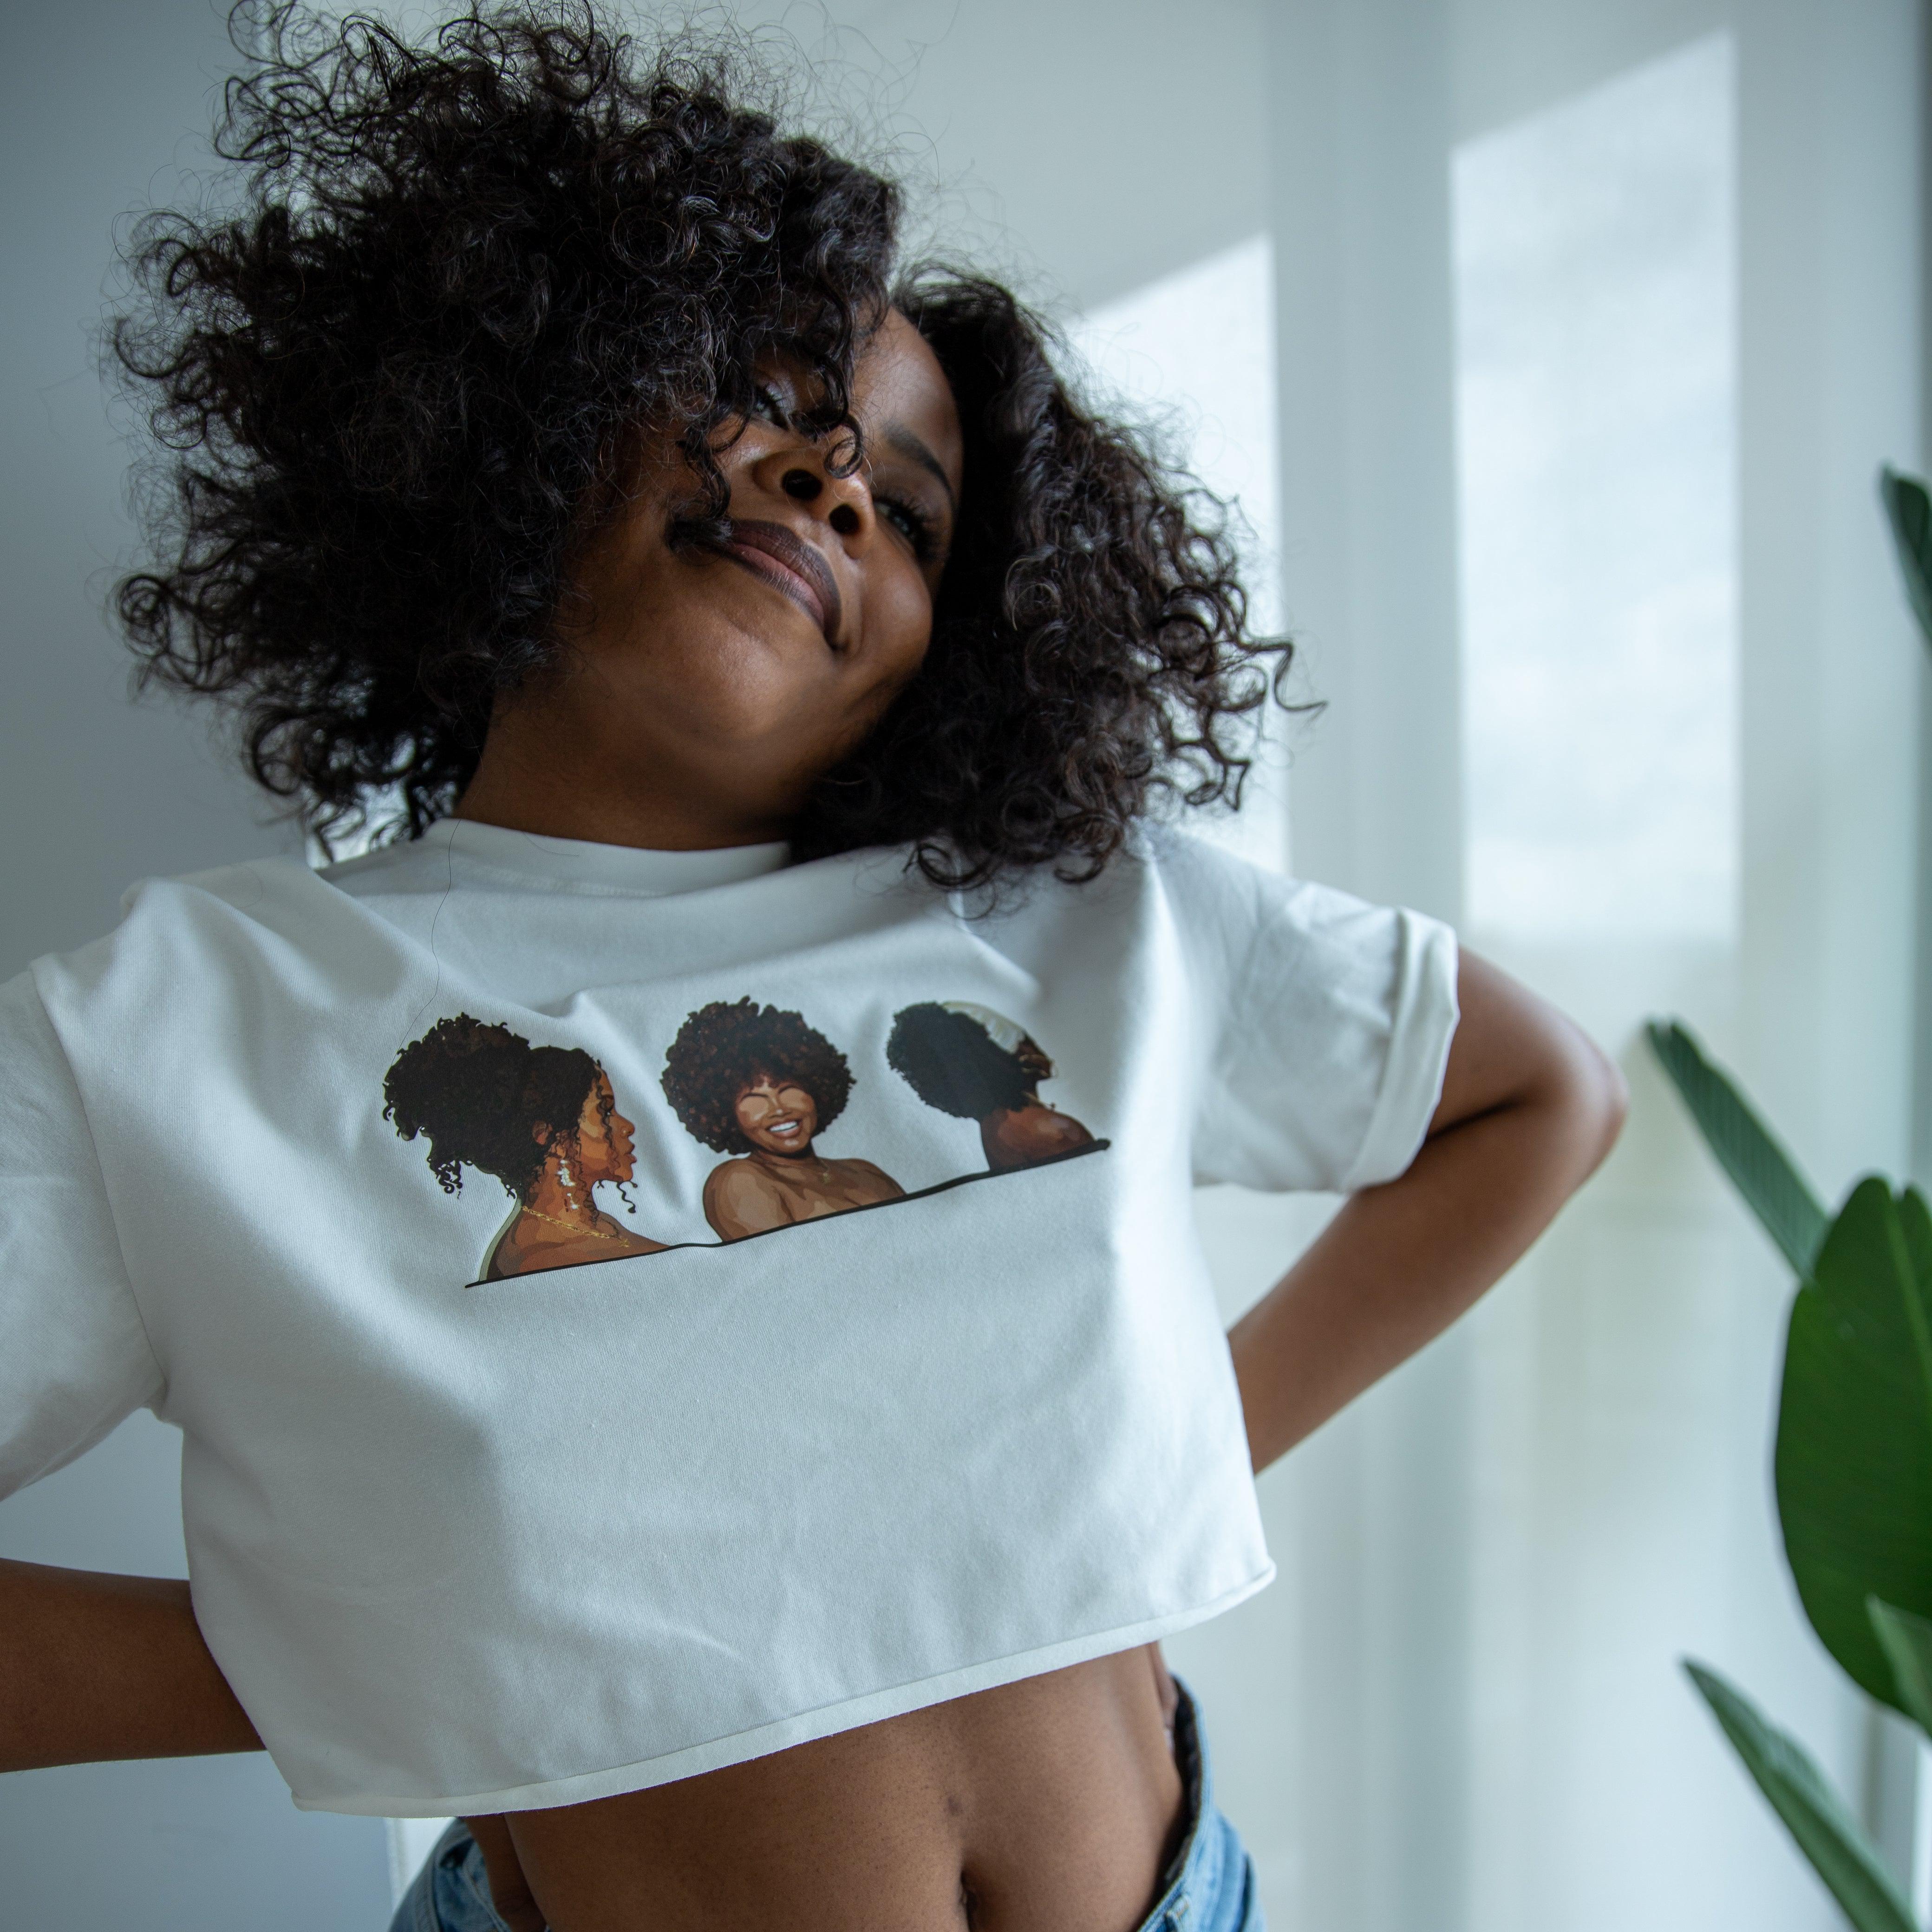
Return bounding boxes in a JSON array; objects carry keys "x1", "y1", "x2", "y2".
[
  {"x1": 886, "y1": 1003, "x2": 1035, "y2": 1120},
  {"x1": 384, "y1": 1013, "x2": 602, "y2": 1197},
  {"x1": 660, "y1": 998, "x2": 852, "y2": 1154},
  {"x1": 112, "y1": 2, "x2": 1292, "y2": 889}
]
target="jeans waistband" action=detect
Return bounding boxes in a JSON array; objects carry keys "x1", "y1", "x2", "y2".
[{"x1": 1136, "y1": 1677, "x2": 1257, "y2": 1932}]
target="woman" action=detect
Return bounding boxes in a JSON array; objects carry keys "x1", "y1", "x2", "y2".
[
  {"x1": 887, "y1": 1000, "x2": 1097, "y2": 1172},
  {"x1": 0, "y1": 10, "x2": 1626, "y2": 1932},
  {"x1": 660, "y1": 998, "x2": 905, "y2": 1240},
  {"x1": 384, "y1": 1015, "x2": 666, "y2": 1279}
]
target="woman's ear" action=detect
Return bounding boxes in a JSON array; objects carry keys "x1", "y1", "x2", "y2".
[{"x1": 531, "y1": 1121, "x2": 553, "y2": 1149}]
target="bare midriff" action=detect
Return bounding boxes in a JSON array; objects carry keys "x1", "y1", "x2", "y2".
[{"x1": 506, "y1": 1645, "x2": 1187, "y2": 1932}]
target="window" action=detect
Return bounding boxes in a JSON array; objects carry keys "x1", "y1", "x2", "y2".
[
  {"x1": 1073, "y1": 236, "x2": 1288, "y2": 871},
  {"x1": 1453, "y1": 34, "x2": 1738, "y2": 945}
]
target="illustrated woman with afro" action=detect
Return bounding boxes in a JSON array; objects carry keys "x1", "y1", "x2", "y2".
[
  {"x1": 384, "y1": 1015, "x2": 666, "y2": 1279},
  {"x1": 661, "y1": 998, "x2": 903, "y2": 1240},
  {"x1": 11, "y1": 4, "x2": 1629, "y2": 1928},
  {"x1": 887, "y1": 1002, "x2": 1097, "y2": 1172}
]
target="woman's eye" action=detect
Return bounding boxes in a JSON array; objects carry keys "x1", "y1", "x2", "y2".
[
  {"x1": 751, "y1": 384, "x2": 789, "y2": 427},
  {"x1": 878, "y1": 496, "x2": 937, "y2": 561}
]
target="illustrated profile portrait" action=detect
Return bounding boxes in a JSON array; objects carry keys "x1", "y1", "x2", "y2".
[
  {"x1": 384, "y1": 1015, "x2": 667, "y2": 1281},
  {"x1": 661, "y1": 999, "x2": 904, "y2": 1241},
  {"x1": 886, "y1": 1003, "x2": 1097, "y2": 1172}
]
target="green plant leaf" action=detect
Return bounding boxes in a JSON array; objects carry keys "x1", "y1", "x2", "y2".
[
  {"x1": 1778, "y1": 1180, "x2": 1932, "y2": 1711},
  {"x1": 1684, "y1": 1660, "x2": 1918, "y2": 1932},
  {"x1": 1645, "y1": 1019, "x2": 1828, "y2": 1275},
  {"x1": 1870, "y1": 1598, "x2": 1932, "y2": 1738},
  {"x1": 1880, "y1": 466, "x2": 1932, "y2": 651}
]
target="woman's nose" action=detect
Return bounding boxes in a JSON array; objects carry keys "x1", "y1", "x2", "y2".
[{"x1": 755, "y1": 445, "x2": 871, "y2": 543}]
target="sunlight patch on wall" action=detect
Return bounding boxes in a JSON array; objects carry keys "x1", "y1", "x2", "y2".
[
  {"x1": 1453, "y1": 33, "x2": 1737, "y2": 943},
  {"x1": 1073, "y1": 235, "x2": 1287, "y2": 872}
]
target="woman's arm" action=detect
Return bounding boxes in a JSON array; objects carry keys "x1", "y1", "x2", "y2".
[
  {"x1": 0, "y1": 1561, "x2": 558, "y2": 1926},
  {"x1": 0, "y1": 1559, "x2": 260, "y2": 1771},
  {"x1": 1230, "y1": 948, "x2": 1626, "y2": 1474}
]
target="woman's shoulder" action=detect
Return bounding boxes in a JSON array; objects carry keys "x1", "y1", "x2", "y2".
[
  {"x1": 35, "y1": 854, "x2": 369, "y2": 988},
  {"x1": 703, "y1": 1156, "x2": 774, "y2": 1208},
  {"x1": 832, "y1": 1155, "x2": 903, "y2": 1189},
  {"x1": 940, "y1": 822, "x2": 1291, "y2": 948},
  {"x1": 29, "y1": 855, "x2": 369, "y2": 1052},
  {"x1": 702, "y1": 1156, "x2": 790, "y2": 1240}
]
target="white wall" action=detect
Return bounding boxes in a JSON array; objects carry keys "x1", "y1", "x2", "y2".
[{"x1": 0, "y1": 3, "x2": 387, "y2": 1925}]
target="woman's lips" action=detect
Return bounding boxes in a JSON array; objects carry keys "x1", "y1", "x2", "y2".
[{"x1": 712, "y1": 520, "x2": 842, "y2": 645}]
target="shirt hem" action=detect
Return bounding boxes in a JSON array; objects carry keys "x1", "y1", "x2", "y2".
[{"x1": 289, "y1": 1566, "x2": 1276, "y2": 1816}]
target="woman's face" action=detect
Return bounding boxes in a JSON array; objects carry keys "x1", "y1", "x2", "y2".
[
  {"x1": 568, "y1": 1073, "x2": 636, "y2": 1186},
  {"x1": 1013, "y1": 1036, "x2": 1053, "y2": 1086},
  {"x1": 734, "y1": 1074, "x2": 820, "y2": 1158},
  {"x1": 480, "y1": 308, "x2": 965, "y2": 845}
]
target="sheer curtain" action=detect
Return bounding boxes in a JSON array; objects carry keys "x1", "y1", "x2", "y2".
[{"x1": 1210, "y1": 0, "x2": 1926, "y2": 1927}]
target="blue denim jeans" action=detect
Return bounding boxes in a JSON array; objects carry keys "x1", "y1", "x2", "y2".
[
  {"x1": 390, "y1": 1682, "x2": 1261, "y2": 1932},
  {"x1": 1131, "y1": 1684, "x2": 1264, "y2": 1932}
]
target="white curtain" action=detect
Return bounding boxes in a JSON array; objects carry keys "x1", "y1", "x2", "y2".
[{"x1": 1170, "y1": 1, "x2": 1925, "y2": 1927}]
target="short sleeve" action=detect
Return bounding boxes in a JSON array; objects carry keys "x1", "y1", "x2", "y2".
[
  {"x1": 1156, "y1": 834, "x2": 1460, "y2": 1194},
  {"x1": 0, "y1": 968, "x2": 163, "y2": 1498}
]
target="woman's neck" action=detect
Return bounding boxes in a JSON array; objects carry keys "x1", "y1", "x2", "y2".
[
  {"x1": 526, "y1": 1162, "x2": 600, "y2": 1227},
  {"x1": 749, "y1": 1145, "x2": 824, "y2": 1176},
  {"x1": 454, "y1": 703, "x2": 800, "y2": 853}
]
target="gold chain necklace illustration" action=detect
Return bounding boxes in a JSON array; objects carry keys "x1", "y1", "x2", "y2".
[{"x1": 520, "y1": 1202, "x2": 621, "y2": 1240}]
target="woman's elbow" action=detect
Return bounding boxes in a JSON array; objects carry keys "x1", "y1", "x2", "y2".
[{"x1": 1552, "y1": 1023, "x2": 1628, "y2": 1181}]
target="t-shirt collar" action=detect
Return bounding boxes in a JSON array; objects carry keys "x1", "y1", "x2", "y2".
[{"x1": 420, "y1": 816, "x2": 791, "y2": 896}]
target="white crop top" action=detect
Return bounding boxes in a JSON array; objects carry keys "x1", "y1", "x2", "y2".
[{"x1": 0, "y1": 820, "x2": 1456, "y2": 1815}]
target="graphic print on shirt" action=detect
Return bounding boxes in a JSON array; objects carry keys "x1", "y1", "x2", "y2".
[
  {"x1": 383, "y1": 1015, "x2": 669, "y2": 1281},
  {"x1": 884, "y1": 1002, "x2": 1097, "y2": 1173},
  {"x1": 659, "y1": 999, "x2": 908, "y2": 1240},
  {"x1": 385, "y1": 999, "x2": 1108, "y2": 1282}
]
